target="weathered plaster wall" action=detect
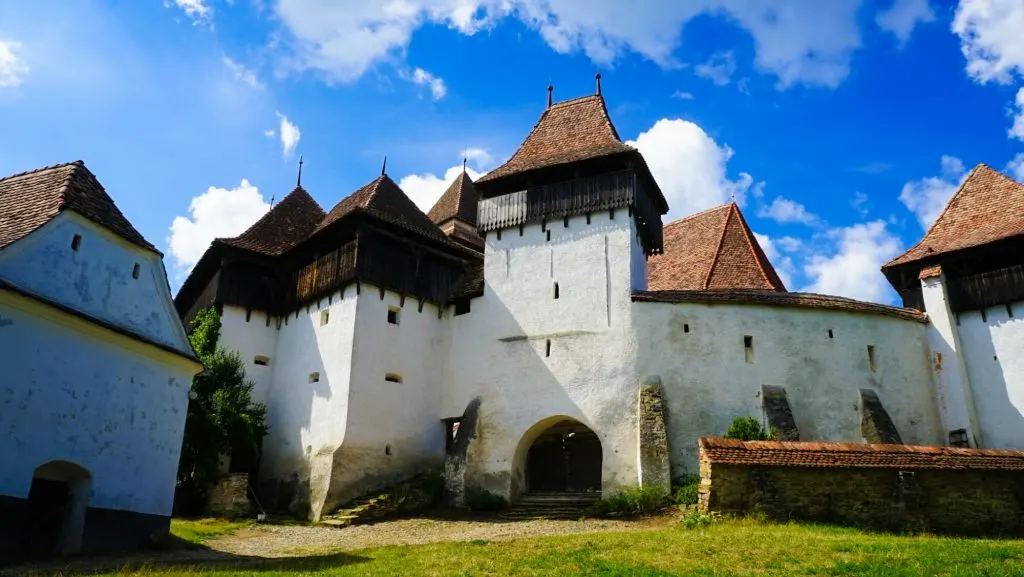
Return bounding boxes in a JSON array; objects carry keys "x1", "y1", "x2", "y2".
[
  {"x1": 635, "y1": 302, "x2": 943, "y2": 475},
  {"x1": 219, "y1": 306, "x2": 279, "y2": 405},
  {"x1": 0, "y1": 290, "x2": 194, "y2": 518},
  {"x1": 441, "y1": 212, "x2": 643, "y2": 499},
  {"x1": 0, "y1": 212, "x2": 192, "y2": 356},
  {"x1": 957, "y1": 300, "x2": 1024, "y2": 449}
]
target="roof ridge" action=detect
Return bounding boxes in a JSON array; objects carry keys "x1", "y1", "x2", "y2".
[
  {"x1": 548, "y1": 93, "x2": 603, "y2": 109},
  {"x1": 729, "y1": 203, "x2": 784, "y2": 291},
  {"x1": 0, "y1": 160, "x2": 83, "y2": 184},
  {"x1": 703, "y1": 204, "x2": 734, "y2": 289},
  {"x1": 664, "y1": 203, "x2": 732, "y2": 229}
]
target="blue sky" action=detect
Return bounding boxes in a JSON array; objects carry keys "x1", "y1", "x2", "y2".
[{"x1": 1, "y1": 0, "x2": 1023, "y2": 304}]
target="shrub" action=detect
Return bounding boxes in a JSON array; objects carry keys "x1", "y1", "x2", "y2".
[
  {"x1": 589, "y1": 485, "x2": 667, "y2": 517},
  {"x1": 724, "y1": 416, "x2": 776, "y2": 441},
  {"x1": 672, "y1": 474, "x2": 701, "y2": 506},
  {"x1": 680, "y1": 509, "x2": 715, "y2": 529},
  {"x1": 465, "y1": 487, "x2": 507, "y2": 511}
]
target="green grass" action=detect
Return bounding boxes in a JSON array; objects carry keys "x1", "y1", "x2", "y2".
[
  {"x1": 79, "y1": 517, "x2": 1024, "y2": 576},
  {"x1": 168, "y1": 518, "x2": 253, "y2": 545}
]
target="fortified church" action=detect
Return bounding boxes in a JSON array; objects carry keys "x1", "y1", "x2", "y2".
[{"x1": 176, "y1": 81, "x2": 1024, "y2": 521}]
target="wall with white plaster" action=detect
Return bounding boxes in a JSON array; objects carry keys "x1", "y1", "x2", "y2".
[
  {"x1": 218, "y1": 306, "x2": 279, "y2": 405},
  {"x1": 441, "y1": 212, "x2": 643, "y2": 499},
  {"x1": 634, "y1": 301, "x2": 944, "y2": 476},
  {"x1": 0, "y1": 291, "x2": 195, "y2": 517},
  {"x1": 0, "y1": 212, "x2": 192, "y2": 356},
  {"x1": 957, "y1": 300, "x2": 1024, "y2": 449}
]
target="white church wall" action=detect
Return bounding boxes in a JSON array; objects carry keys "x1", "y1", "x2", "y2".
[
  {"x1": 957, "y1": 301, "x2": 1024, "y2": 449},
  {"x1": 219, "y1": 305, "x2": 279, "y2": 405},
  {"x1": 634, "y1": 301, "x2": 944, "y2": 476},
  {"x1": 0, "y1": 288, "x2": 195, "y2": 518},
  {"x1": 0, "y1": 212, "x2": 192, "y2": 356},
  {"x1": 442, "y1": 212, "x2": 643, "y2": 498}
]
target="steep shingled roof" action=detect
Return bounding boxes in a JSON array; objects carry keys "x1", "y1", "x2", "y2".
[
  {"x1": 0, "y1": 161, "x2": 155, "y2": 252},
  {"x1": 885, "y1": 164, "x2": 1024, "y2": 269},
  {"x1": 316, "y1": 174, "x2": 448, "y2": 243},
  {"x1": 647, "y1": 203, "x2": 786, "y2": 291},
  {"x1": 476, "y1": 94, "x2": 634, "y2": 184},
  {"x1": 219, "y1": 186, "x2": 326, "y2": 255},
  {"x1": 428, "y1": 170, "x2": 478, "y2": 226},
  {"x1": 699, "y1": 437, "x2": 1024, "y2": 471}
]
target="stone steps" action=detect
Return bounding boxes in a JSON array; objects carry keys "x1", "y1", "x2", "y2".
[
  {"x1": 500, "y1": 491, "x2": 601, "y2": 521},
  {"x1": 320, "y1": 473, "x2": 443, "y2": 528}
]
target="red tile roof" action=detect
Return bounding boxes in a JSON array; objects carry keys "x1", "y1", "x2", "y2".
[
  {"x1": 885, "y1": 164, "x2": 1024, "y2": 269},
  {"x1": 699, "y1": 437, "x2": 1024, "y2": 471},
  {"x1": 632, "y1": 290, "x2": 927, "y2": 323},
  {"x1": 219, "y1": 186, "x2": 326, "y2": 255},
  {"x1": 428, "y1": 169, "x2": 479, "y2": 226},
  {"x1": 316, "y1": 174, "x2": 448, "y2": 243},
  {"x1": 647, "y1": 203, "x2": 786, "y2": 291},
  {"x1": 476, "y1": 94, "x2": 634, "y2": 184},
  {"x1": 0, "y1": 161, "x2": 155, "y2": 252}
]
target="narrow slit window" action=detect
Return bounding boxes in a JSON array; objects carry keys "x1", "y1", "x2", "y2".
[
  {"x1": 254, "y1": 355, "x2": 270, "y2": 366},
  {"x1": 387, "y1": 307, "x2": 400, "y2": 325},
  {"x1": 828, "y1": 329, "x2": 834, "y2": 339},
  {"x1": 132, "y1": 263, "x2": 141, "y2": 279},
  {"x1": 545, "y1": 339, "x2": 551, "y2": 357},
  {"x1": 245, "y1": 309, "x2": 252, "y2": 322},
  {"x1": 385, "y1": 444, "x2": 392, "y2": 456},
  {"x1": 553, "y1": 282, "x2": 560, "y2": 299},
  {"x1": 496, "y1": 229, "x2": 502, "y2": 240},
  {"x1": 308, "y1": 372, "x2": 320, "y2": 383},
  {"x1": 683, "y1": 324, "x2": 690, "y2": 333},
  {"x1": 546, "y1": 230, "x2": 551, "y2": 242},
  {"x1": 744, "y1": 335, "x2": 754, "y2": 364},
  {"x1": 385, "y1": 373, "x2": 403, "y2": 383},
  {"x1": 867, "y1": 345, "x2": 877, "y2": 372},
  {"x1": 320, "y1": 309, "x2": 330, "y2": 326},
  {"x1": 71, "y1": 234, "x2": 82, "y2": 251}
]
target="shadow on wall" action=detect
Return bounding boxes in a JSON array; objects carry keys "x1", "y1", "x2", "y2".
[{"x1": 959, "y1": 306, "x2": 1024, "y2": 449}]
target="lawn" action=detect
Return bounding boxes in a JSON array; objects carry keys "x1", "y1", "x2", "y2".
[
  {"x1": 81, "y1": 516, "x2": 1024, "y2": 576},
  {"x1": 168, "y1": 518, "x2": 255, "y2": 545}
]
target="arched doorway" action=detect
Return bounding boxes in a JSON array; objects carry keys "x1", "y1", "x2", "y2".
[
  {"x1": 24, "y1": 461, "x2": 91, "y2": 555},
  {"x1": 523, "y1": 418, "x2": 602, "y2": 494}
]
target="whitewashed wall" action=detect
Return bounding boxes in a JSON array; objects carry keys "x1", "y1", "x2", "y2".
[
  {"x1": 633, "y1": 301, "x2": 945, "y2": 476},
  {"x1": 0, "y1": 291, "x2": 195, "y2": 517},
  {"x1": 219, "y1": 306, "x2": 279, "y2": 405},
  {"x1": 0, "y1": 212, "x2": 192, "y2": 357},
  {"x1": 957, "y1": 301, "x2": 1024, "y2": 449},
  {"x1": 442, "y1": 212, "x2": 643, "y2": 499}
]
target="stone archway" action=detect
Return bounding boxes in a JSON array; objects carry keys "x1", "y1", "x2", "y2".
[
  {"x1": 25, "y1": 460, "x2": 91, "y2": 555},
  {"x1": 514, "y1": 417, "x2": 602, "y2": 496}
]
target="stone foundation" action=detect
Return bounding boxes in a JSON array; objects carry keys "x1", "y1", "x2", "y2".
[
  {"x1": 637, "y1": 376, "x2": 671, "y2": 491},
  {"x1": 206, "y1": 473, "x2": 251, "y2": 518}
]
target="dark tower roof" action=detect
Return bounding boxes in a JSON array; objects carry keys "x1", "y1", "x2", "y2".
[
  {"x1": 0, "y1": 160, "x2": 155, "y2": 252},
  {"x1": 219, "y1": 186, "x2": 326, "y2": 255},
  {"x1": 647, "y1": 203, "x2": 786, "y2": 292},
  {"x1": 428, "y1": 170, "x2": 478, "y2": 226},
  {"x1": 316, "y1": 174, "x2": 448, "y2": 243}
]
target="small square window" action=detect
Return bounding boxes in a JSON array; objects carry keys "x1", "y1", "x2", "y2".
[
  {"x1": 320, "y1": 309, "x2": 330, "y2": 326},
  {"x1": 454, "y1": 299, "x2": 471, "y2": 316},
  {"x1": 254, "y1": 355, "x2": 270, "y2": 366},
  {"x1": 387, "y1": 307, "x2": 400, "y2": 325},
  {"x1": 385, "y1": 373, "x2": 403, "y2": 383},
  {"x1": 309, "y1": 372, "x2": 320, "y2": 383}
]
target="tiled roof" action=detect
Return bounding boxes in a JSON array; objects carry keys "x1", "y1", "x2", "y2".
[
  {"x1": 0, "y1": 161, "x2": 155, "y2": 252},
  {"x1": 885, "y1": 164, "x2": 1024, "y2": 269},
  {"x1": 428, "y1": 170, "x2": 478, "y2": 225},
  {"x1": 476, "y1": 94, "x2": 634, "y2": 184},
  {"x1": 699, "y1": 437, "x2": 1024, "y2": 471},
  {"x1": 450, "y1": 262, "x2": 484, "y2": 300},
  {"x1": 219, "y1": 186, "x2": 325, "y2": 255},
  {"x1": 632, "y1": 289, "x2": 927, "y2": 323},
  {"x1": 647, "y1": 203, "x2": 786, "y2": 291},
  {"x1": 316, "y1": 174, "x2": 448, "y2": 243}
]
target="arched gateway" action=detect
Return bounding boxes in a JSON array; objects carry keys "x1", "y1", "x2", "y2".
[
  {"x1": 515, "y1": 417, "x2": 602, "y2": 496},
  {"x1": 25, "y1": 460, "x2": 92, "y2": 555}
]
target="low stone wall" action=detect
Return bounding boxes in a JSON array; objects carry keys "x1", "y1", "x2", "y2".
[
  {"x1": 699, "y1": 437, "x2": 1024, "y2": 535},
  {"x1": 206, "y1": 473, "x2": 251, "y2": 518}
]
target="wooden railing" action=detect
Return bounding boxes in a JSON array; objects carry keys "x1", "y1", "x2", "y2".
[
  {"x1": 289, "y1": 241, "x2": 358, "y2": 306},
  {"x1": 947, "y1": 264, "x2": 1024, "y2": 313}
]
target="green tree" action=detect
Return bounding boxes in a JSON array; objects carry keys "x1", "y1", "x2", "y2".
[
  {"x1": 176, "y1": 307, "x2": 268, "y2": 514},
  {"x1": 724, "y1": 416, "x2": 776, "y2": 441}
]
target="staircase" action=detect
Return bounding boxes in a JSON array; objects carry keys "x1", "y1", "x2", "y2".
[
  {"x1": 320, "y1": 473, "x2": 443, "y2": 528},
  {"x1": 500, "y1": 491, "x2": 601, "y2": 520}
]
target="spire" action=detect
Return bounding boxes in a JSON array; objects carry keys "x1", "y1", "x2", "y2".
[
  {"x1": 381, "y1": 155, "x2": 387, "y2": 176},
  {"x1": 462, "y1": 155, "x2": 468, "y2": 173},
  {"x1": 547, "y1": 83, "x2": 553, "y2": 108},
  {"x1": 595, "y1": 73, "x2": 602, "y2": 95},
  {"x1": 297, "y1": 155, "x2": 304, "y2": 188}
]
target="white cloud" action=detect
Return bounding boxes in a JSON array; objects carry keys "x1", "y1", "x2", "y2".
[
  {"x1": 876, "y1": 0, "x2": 935, "y2": 46},
  {"x1": 898, "y1": 155, "x2": 969, "y2": 230},
  {"x1": 1011, "y1": 86, "x2": 1024, "y2": 140},
  {"x1": 0, "y1": 39, "x2": 29, "y2": 88},
  {"x1": 851, "y1": 191, "x2": 870, "y2": 216},
  {"x1": 803, "y1": 220, "x2": 903, "y2": 304},
  {"x1": 753, "y1": 232, "x2": 795, "y2": 289},
  {"x1": 1007, "y1": 153, "x2": 1024, "y2": 182},
  {"x1": 626, "y1": 118, "x2": 755, "y2": 221},
  {"x1": 167, "y1": 179, "x2": 270, "y2": 275},
  {"x1": 953, "y1": 0, "x2": 1024, "y2": 84},
  {"x1": 272, "y1": 1, "x2": 863, "y2": 89},
  {"x1": 758, "y1": 196, "x2": 821, "y2": 226},
  {"x1": 223, "y1": 56, "x2": 263, "y2": 89},
  {"x1": 776, "y1": 236, "x2": 803, "y2": 252},
  {"x1": 276, "y1": 112, "x2": 301, "y2": 158},
  {"x1": 167, "y1": 0, "x2": 212, "y2": 25},
  {"x1": 399, "y1": 164, "x2": 485, "y2": 213},
  {"x1": 461, "y1": 147, "x2": 494, "y2": 170},
  {"x1": 695, "y1": 51, "x2": 736, "y2": 86},
  {"x1": 671, "y1": 90, "x2": 694, "y2": 100},
  {"x1": 404, "y1": 67, "x2": 447, "y2": 100}
]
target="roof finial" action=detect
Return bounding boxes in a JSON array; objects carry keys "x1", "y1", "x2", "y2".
[
  {"x1": 463, "y1": 155, "x2": 468, "y2": 173},
  {"x1": 270, "y1": 194, "x2": 275, "y2": 207},
  {"x1": 595, "y1": 73, "x2": 602, "y2": 95},
  {"x1": 730, "y1": 190, "x2": 736, "y2": 203},
  {"x1": 547, "y1": 83, "x2": 553, "y2": 108},
  {"x1": 381, "y1": 155, "x2": 387, "y2": 176},
  {"x1": 296, "y1": 155, "x2": 304, "y2": 188}
]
